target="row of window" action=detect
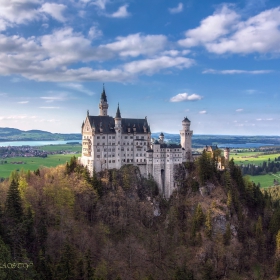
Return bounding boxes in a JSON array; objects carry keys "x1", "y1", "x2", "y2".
[{"x1": 96, "y1": 135, "x2": 146, "y2": 140}]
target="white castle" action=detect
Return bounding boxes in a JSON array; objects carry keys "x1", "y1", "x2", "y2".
[{"x1": 79, "y1": 87, "x2": 193, "y2": 198}]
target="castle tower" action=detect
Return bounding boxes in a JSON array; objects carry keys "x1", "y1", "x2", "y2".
[
  {"x1": 115, "y1": 103, "x2": 122, "y2": 169},
  {"x1": 159, "y1": 132, "x2": 164, "y2": 144},
  {"x1": 224, "y1": 147, "x2": 230, "y2": 162},
  {"x1": 180, "y1": 117, "x2": 193, "y2": 161},
  {"x1": 99, "y1": 85, "x2": 108, "y2": 116}
]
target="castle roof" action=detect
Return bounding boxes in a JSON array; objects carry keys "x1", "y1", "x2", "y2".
[
  {"x1": 87, "y1": 115, "x2": 151, "y2": 134},
  {"x1": 183, "y1": 116, "x2": 191, "y2": 122},
  {"x1": 159, "y1": 143, "x2": 182, "y2": 149},
  {"x1": 101, "y1": 85, "x2": 107, "y2": 102},
  {"x1": 115, "y1": 103, "x2": 121, "y2": 119}
]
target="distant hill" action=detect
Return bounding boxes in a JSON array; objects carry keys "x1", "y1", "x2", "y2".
[{"x1": 0, "y1": 127, "x2": 81, "y2": 141}]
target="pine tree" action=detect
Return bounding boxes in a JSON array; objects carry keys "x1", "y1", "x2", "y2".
[{"x1": 205, "y1": 209, "x2": 212, "y2": 238}]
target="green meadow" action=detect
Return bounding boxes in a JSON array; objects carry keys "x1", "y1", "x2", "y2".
[
  {"x1": 231, "y1": 152, "x2": 280, "y2": 166},
  {"x1": 37, "y1": 144, "x2": 81, "y2": 152},
  {"x1": 0, "y1": 154, "x2": 81, "y2": 178},
  {"x1": 247, "y1": 173, "x2": 280, "y2": 189},
  {"x1": 230, "y1": 150, "x2": 280, "y2": 188}
]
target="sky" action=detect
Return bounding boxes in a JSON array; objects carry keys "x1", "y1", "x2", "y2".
[{"x1": 0, "y1": 0, "x2": 280, "y2": 135}]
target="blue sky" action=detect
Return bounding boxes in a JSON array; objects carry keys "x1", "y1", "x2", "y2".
[{"x1": 0, "y1": 0, "x2": 279, "y2": 135}]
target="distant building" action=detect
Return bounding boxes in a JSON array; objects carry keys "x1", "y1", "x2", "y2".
[
  {"x1": 79, "y1": 86, "x2": 193, "y2": 198},
  {"x1": 204, "y1": 145, "x2": 230, "y2": 170}
]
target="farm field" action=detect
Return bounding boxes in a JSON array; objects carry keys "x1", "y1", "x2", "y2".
[
  {"x1": 231, "y1": 152, "x2": 280, "y2": 166},
  {"x1": 37, "y1": 144, "x2": 81, "y2": 152},
  {"x1": 0, "y1": 154, "x2": 81, "y2": 178},
  {"x1": 248, "y1": 172, "x2": 280, "y2": 189}
]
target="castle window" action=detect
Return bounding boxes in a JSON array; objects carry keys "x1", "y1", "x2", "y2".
[
  {"x1": 105, "y1": 160, "x2": 106, "y2": 163},
  {"x1": 104, "y1": 154, "x2": 107, "y2": 157},
  {"x1": 123, "y1": 159, "x2": 125, "y2": 162},
  {"x1": 97, "y1": 149, "x2": 100, "y2": 152},
  {"x1": 97, "y1": 143, "x2": 99, "y2": 146},
  {"x1": 112, "y1": 154, "x2": 115, "y2": 157},
  {"x1": 97, "y1": 155, "x2": 100, "y2": 158},
  {"x1": 131, "y1": 148, "x2": 133, "y2": 151},
  {"x1": 102, "y1": 136, "x2": 105, "y2": 139},
  {"x1": 125, "y1": 136, "x2": 128, "y2": 139},
  {"x1": 127, "y1": 148, "x2": 129, "y2": 151},
  {"x1": 130, "y1": 136, "x2": 133, "y2": 139},
  {"x1": 112, "y1": 160, "x2": 115, "y2": 163},
  {"x1": 127, "y1": 159, "x2": 129, "y2": 162},
  {"x1": 112, "y1": 143, "x2": 115, "y2": 145},
  {"x1": 141, "y1": 136, "x2": 144, "y2": 139},
  {"x1": 109, "y1": 160, "x2": 111, "y2": 163},
  {"x1": 112, "y1": 136, "x2": 115, "y2": 139},
  {"x1": 136, "y1": 154, "x2": 138, "y2": 156},
  {"x1": 109, "y1": 136, "x2": 111, "y2": 139},
  {"x1": 144, "y1": 142, "x2": 146, "y2": 145},
  {"x1": 137, "y1": 149, "x2": 141, "y2": 151},
  {"x1": 140, "y1": 154, "x2": 142, "y2": 156},
  {"x1": 102, "y1": 143, "x2": 105, "y2": 145},
  {"x1": 137, "y1": 159, "x2": 138, "y2": 162},
  {"x1": 140, "y1": 159, "x2": 142, "y2": 162}
]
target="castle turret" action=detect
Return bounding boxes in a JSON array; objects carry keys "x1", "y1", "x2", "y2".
[
  {"x1": 159, "y1": 132, "x2": 164, "y2": 144},
  {"x1": 115, "y1": 103, "x2": 122, "y2": 168},
  {"x1": 224, "y1": 147, "x2": 230, "y2": 162},
  {"x1": 99, "y1": 85, "x2": 108, "y2": 116},
  {"x1": 180, "y1": 116, "x2": 193, "y2": 161}
]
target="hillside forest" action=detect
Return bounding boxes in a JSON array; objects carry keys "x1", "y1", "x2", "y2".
[{"x1": 1, "y1": 151, "x2": 280, "y2": 279}]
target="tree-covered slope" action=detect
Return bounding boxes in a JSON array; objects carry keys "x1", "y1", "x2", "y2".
[{"x1": 0, "y1": 155, "x2": 279, "y2": 279}]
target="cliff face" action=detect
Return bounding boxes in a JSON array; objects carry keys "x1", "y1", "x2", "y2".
[{"x1": 0, "y1": 158, "x2": 278, "y2": 279}]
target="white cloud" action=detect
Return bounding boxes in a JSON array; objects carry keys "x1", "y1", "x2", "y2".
[
  {"x1": 179, "y1": 5, "x2": 280, "y2": 54},
  {"x1": 40, "y1": 3, "x2": 67, "y2": 22},
  {"x1": 18, "y1": 101, "x2": 29, "y2": 104},
  {"x1": 178, "y1": 5, "x2": 239, "y2": 48},
  {"x1": 169, "y1": 3, "x2": 183, "y2": 14},
  {"x1": 203, "y1": 69, "x2": 273, "y2": 74},
  {"x1": 0, "y1": 114, "x2": 36, "y2": 120},
  {"x1": 39, "y1": 107, "x2": 60, "y2": 109},
  {"x1": 199, "y1": 110, "x2": 207, "y2": 114},
  {"x1": 236, "y1": 108, "x2": 243, "y2": 112},
  {"x1": 59, "y1": 83, "x2": 94, "y2": 95},
  {"x1": 110, "y1": 4, "x2": 130, "y2": 18},
  {"x1": 170, "y1": 93, "x2": 202, "y2": 102},
  {"x1": 256, "y1": 118, "x2": 274, "y2": 121},
  {"x1": 0, "y1": 0, "x2": 41, "y2": 27},
  {"x1": 123, "y1": 56, "x2": 194, "y2": 75},
  {"x1": 91, "y1": 0, "x2": 108, "y2": 10},
  {"x1": 88, "y1": 26, "x2": 102, "y2": 39},
  {"x1": 102, "y1": 33, "x2": 167, "y2": 57}
]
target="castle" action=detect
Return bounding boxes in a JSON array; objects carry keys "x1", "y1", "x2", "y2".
[{"x1": 78, "y1": 87, "x2": 193, "y2": 198}]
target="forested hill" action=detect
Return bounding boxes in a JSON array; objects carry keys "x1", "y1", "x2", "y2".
[
  {"x1": 1, "y1": 154, "x2": 280, "y2": 279},
  {"x1": 0, "y1": 127, "x2": 81, "y2": 141}
]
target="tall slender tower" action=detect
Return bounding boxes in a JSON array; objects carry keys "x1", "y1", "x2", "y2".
[
  {"x1": 180, "y1": 117, "x2": 193, "y2": 161},
  {"x1": 115, "y1": 103, "x2": 122, "y2": 169},
  {"x1": 99, "y1": 85, "x2": 108, "y2": 116}
]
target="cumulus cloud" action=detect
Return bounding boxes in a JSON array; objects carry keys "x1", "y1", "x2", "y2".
[
  {"x1": 236, "y1": 108, "x2": 243, "y2": 112},
  {"x1": 178, "y1": 5, "x2": 280, "y2": 54},
  {"x1": 123, "y1": 56, "x2": 194, "y2": 75},
  {"x1": 199, "y1": 110, "x2": 207, "y2": 114},
  {"x1": 203, "y1": 69, "x2": 273, "y2": 74},
  {"x1": 110, "y1": 4, "x2": 130, "y2": 18},
  {"x1": 40, "y1": 3, "x2": 67, "y2": 22},
  {"x1": 91, "y1": 0, "x2": 108, "y2": 10},
  {"x1": 169, "y1": 3, "x2": 183, "y2": 14},
  {"x1": 88, "y1": 25, "x2": 102, "y2": 39},
  {"x1": 178, "y1": 5, "x2": 239, "y2": 48},
  {"x1": 170, "y1": 93, "x2": 202, "y2": 102},
  {"x1": 102, "y1": 33, "x2": 167, "y2": 57}
]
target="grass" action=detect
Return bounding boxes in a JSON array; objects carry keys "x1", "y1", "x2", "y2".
[
  {"x1": 231, "y1": 152, "x2": 280, "y2": 166},
  {"x1": 230, "y1": 151, "x2": 280, "y2": 188},
  {"x1": 248, "y1": 172, "x2": 280, "y2": 189},
  {"x1": 0, "y1": 154, "x2": 81, "y2": 178},
  {"x1": 37, "y1": 144, "x2": 81, "y2": 152}
]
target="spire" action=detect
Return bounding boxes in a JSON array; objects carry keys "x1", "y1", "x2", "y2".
[
  {"x1": 115, "y1": 103, "x2": 121, "y2": 119},
  {"x1": 101, "y1": 83, "x2": 107, "y2": 102}
]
